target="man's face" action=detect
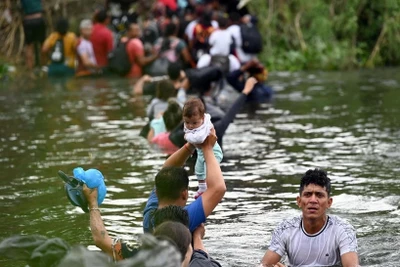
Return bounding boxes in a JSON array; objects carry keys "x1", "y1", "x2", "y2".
[
  {"x1": 296, "y1": 183, "x2": 332, "y2": 220},
  {"x1": 81, "y1": 26, "x2": 93, "y2": 38},
  {"x1": 128, "y1": 24, "x2": 141, "y2": 38}
]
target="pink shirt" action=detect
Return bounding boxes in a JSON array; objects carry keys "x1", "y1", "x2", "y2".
[{"x1": 151, "y1": 132, "x2": 179, "y2": 155}]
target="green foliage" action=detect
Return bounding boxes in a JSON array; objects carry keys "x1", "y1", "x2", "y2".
[
  {"x1": 249, "y1": 0, "x2": 400, "y2": 71},
  {"x1": 0, "y1": 62, "x2": 9, "y2": 80}
]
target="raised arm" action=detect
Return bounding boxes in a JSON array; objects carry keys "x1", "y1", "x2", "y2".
[
  {"x1": 162, "y1": 142, "x2": 196, "y2": 168},
  {"x1": 82, "y1": 185, "x2": 123, "y2": 261},
  {"x1": 198, "y1": 129, "x2": 226, "y2": 217}
]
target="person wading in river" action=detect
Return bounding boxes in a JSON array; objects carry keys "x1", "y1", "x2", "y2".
[{"x1": 261, "y1": 168, "x2": 360, "y2": 267}]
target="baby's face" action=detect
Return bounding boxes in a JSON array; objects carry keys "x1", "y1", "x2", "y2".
[{"x1": 184, "y1": 114, "x2": 203, "y2": 130}]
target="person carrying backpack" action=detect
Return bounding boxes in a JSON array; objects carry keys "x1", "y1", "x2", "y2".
[
  {"x1": 42, "y1": 18, "x2": 77, "y2": 77},
  {"x1": 113, "y1": 22, "x2": 158, "y2": 79},
  {"x1": 227, "y1": 13, "x2": 261, "y2": 64},
  {"x1": 147, "y1": 22, "x2": 195, "y2": 76},
  {"x1": 190, "y1": 9, "x2": 216, "y2": 63}
]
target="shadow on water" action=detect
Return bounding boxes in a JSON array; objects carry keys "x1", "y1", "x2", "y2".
[{"x1": 0, "y1": 68, "x2": 399, "y2": 267}]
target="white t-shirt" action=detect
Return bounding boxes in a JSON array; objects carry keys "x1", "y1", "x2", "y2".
[
  {"x1": 227, "y1": 24, "x2": 256, "y2": 63},
  {"x1": 209, "y1": 29, "x2": 232, "y2": 56},
  {"x1": 268, "y1": 215, "x2": 358, "y2": 267},
  {"x1": 77, "y1": 39, "x2": 97, "y2": 66}
]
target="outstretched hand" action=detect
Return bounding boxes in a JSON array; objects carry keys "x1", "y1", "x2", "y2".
[
  {"x1": 242, "y1": 77, "x2": 258, "y2": 95},
  {"x1": 82, "y1": 184, "x2": 98, "y2": 207}
]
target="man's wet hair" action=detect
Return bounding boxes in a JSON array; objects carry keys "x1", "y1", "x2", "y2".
[
  {"x1": 155, "y1": 167, "x2": 189, "y2": 201},
  {"x1": 153, "y1": 221, "x2": 191, "y2": 262},
  {"x1": 300, "y1": 168, "x2": 331, "y2": 196},
  {"x1": 153, "y1": 205, "x2": 189, "y2": 228}
]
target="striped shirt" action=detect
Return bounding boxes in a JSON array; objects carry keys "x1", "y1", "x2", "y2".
[{"x1": 268, "y1": 215, "x2": 358, "y2": 267}]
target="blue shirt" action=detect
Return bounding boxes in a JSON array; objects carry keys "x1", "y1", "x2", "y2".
[{"x1": 143, "y1": 189, "x2": 206, "y2": 233}]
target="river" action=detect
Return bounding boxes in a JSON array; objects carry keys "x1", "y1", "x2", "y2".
[{"x1": 0, "y1": 68, "x2": 399, "y2": 266}]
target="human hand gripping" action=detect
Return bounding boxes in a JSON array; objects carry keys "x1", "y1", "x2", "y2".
[
  {"x1": 242, "y1": 77, "x2": 258, "y2": 95},
  {"x1": 83, "y1": 184, "x2": 99, "y2": 209},
  {"x1": 196, "y1": 128, "x2": 217, "y2": 150}
]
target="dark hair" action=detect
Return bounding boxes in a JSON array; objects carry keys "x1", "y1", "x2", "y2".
[
  {"x1": 163, "y1": 100, "x2": 182, "y2": 131},
  {"x1": 155, "y1": 167, "x2": 189, "y2": 201},
  {"x1": 153, "y1": 205, "x2": 189, "y2": 228},
  {"x1": 56, "y1": 18, "x2": 69, "y2": 35},
  {"x1": 167, "y1": 62, "x2": 182, "y2": 80},
  {"x1": 300, "y1": 169, "x2": 332, "y2": 196},
  {"x1": 153, "y1": 221, "x2": 191, "y2": 262},
  {"x1": 217, "y1": 15, "x2": 228, "y2": 29},
  {"x1": 156, "y1": 80, "x2": 176, "y2": 101},
  {"x1": 160, "y1": 23, "x2": 177, "y2": 52},
  {"x1": 183, "y1": 97, "x2": 205, "y2": 118},
  {"x1": 199, "y1": 9, "x2": 212, "y2": 27},
  {"x1": 95, "y1": 9, "x2": 108, "y2": 23},
  {"x1": 164, "y1": 22, "x2": 177, "y2": 37},
  {"x1": 229, "y1": 12, "x2": 241, "y2": 24}
]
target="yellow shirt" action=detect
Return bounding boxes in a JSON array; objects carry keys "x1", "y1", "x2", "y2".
[{"x1": 43, "y1": 32, "x2": 77, "y2": 68}]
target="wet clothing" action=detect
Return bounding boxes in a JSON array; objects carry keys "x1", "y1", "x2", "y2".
[
  {"x1": 151, "y1": 132, "x2": 180, "y2": 155},
  {"x1": 43, "y1": 32, "x2": 77, "y2": 76},
  {"x1": 190, "y1": 249, "x2": 222, "y2": 267},
  {"x1": 21, "y1": 0, "x2": 43, "y2": 15},
  {"x1": 268, "y1": 215, "x2": 358, "y2": 267},
  {"x1": 126, "y1": 38, "x2": 145, "y2": 78},
  {"x1": 91, "y1": 23, "x2": 114, "y2": 67},
  {"x1": 227, "y1": 69, "x2": 273, "y2": 103},
  {"x1": 76, "y1": 38, "x2": 98, "y2": 77},
  {"x1": 21, "y1": 0, "x2": 46, "y2": 45},
  {"x1": 150, "y1": 116, "x2": 167, "y2": 136},
  {"x1": 23, "y1": 17, "x2": 46, "y2": 45},
  {"x1": 143, "y1": 189, "x2": 206, "y2": 233},
  {"x1": 147, "y1": 98, "x2": 168, "y2": 119}
]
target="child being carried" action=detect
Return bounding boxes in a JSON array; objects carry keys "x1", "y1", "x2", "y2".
[{"x1": 183, "y1": 98, "x2": 223, "y2": 199}]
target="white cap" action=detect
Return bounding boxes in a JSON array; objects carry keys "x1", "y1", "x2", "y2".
[{"x1": 80, "y1": 19, "x2": 93, "y2": 29}]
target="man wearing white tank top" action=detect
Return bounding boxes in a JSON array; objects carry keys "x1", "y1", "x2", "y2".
[{"x1": 261, "y1": 169, "x2": 360, "y2": 267}]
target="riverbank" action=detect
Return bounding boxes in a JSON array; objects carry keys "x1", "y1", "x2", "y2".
[{"x1": 248, "y1": 0, "x2": 400, "y2": 71}]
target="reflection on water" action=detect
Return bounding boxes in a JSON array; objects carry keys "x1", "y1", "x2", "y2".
[{"x1": 1, "y1": 68, "x2": 400, "y2": 266}]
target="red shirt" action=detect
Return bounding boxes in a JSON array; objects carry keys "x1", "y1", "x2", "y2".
[
  {"x1": 158, "y1": 0, "x2": 177, "y2": 11},
  {"x1": 126, "y1": 38, "x2": 144, "y2": 78},
  {"x1": 90, "y1": 23, "x2": 113, "y2": 67}
]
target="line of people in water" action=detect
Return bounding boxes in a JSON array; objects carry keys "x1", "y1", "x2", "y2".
[{"x1": 20, "y1": 0, "x2": 264, "y2": 78}]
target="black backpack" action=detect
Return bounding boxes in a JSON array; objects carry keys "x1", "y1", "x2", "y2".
[
  {"x1": 107, "y1": 40, "x2": 132, "y2": 76},
  {"x1": 240, "y1": 23, "x2": 263, "y2": 54},
  {"x1": 51, "y1": 39, "x2": 65, "y2": 64}
]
